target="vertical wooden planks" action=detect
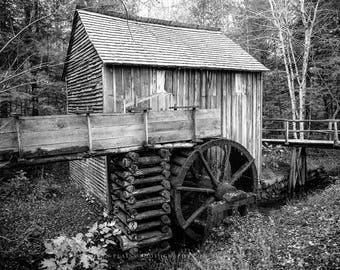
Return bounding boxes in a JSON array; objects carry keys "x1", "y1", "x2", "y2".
[
  {"x1": 164, "y1": 70, "x2": 173, "y2": 93},
  {"x1": 140, "y1": 67, "x2": 150, "y2": 108},
  {"x1": 70, "y1": 157, "x2": 108, "y2": 207},
  {"x1": 211, "y1": 71, "x2": 217, "y2": 109},
  {"x1": 201, "y1": 70, "x2": 206, "y2": 109},
  {"x1": 206, "y1": 72, "x2": 214, "y2": 163},
  {"x1": 104, "y1": 156, "x2": 111, "y2": 212},
  {"x1": 150, "y1": 68, "x2": 157, "y2": 110},
  {"x1": 216, "y1": 71, "x2": 222, "y2": 140},
  {"x1": 156, "y1": 70, "x2": 166, "y2": 110},
  {"x1": 133, "y1": 67, "x2": 141, "y2": 107},
  {"x1": 246, "y1": 73, "x2": 252, "y2": 154},
  {"x1": 151, "y1": 68, "x2": 157, "y2": 95},
  {"x1": 123, "y1": 67, "x2": 133, "y2": 109},
  {"x1": 221, "y1": 73, "x2": 227, "y2": 138},
  {"x1": 237, "y1": 74, "x2": 243, "y2": 145},
  {"x1": 252, "y1": 73, "x2": 257, "y2": 158},
  {"x1": 257, "y1": 73, "x2": 263, "y2": 176},
  {"x1": 102, "y1": 66, "x2": 112, "y2": 113},
  {"x1": 183, "y1": 70, "x2": 188, "y2": 107},
  {"x1": 226, "y1": 73, "x2": 232, "y2": 139},
  {"x1": 173, "y1": 69, "x2": 179, "y2": 108},
  {"x1": 241, "y1": 74, "x2": 247, "y2": 147},
  {"x1": 156, "y1": 70, "x2": 165, "y2": 93},
  {"x1": 178, "y1": 70, "x2": 184, "y2": 108},
  {"x1": 231, "y1": 73, "x2": 238, "y2": 141},
  {"x1": 188, "y1": 70, "x2": 195, "y2": 107},
  {"x1": 115, "y1": 67, "x2": 124, "y2": 112},
  {"x1": 216, "y1": 71, "x2": 222, "y2": 111},
  {"x1": 206, "y1": 71, "x2": 212, "y2": 109},
  {"x1": 112, "y1": 66, "x2": 117, "y2": 112},
  {"x1": 194, "y1": 70, "x2": 201, "y2": 108},
  {"x1": 165, "y1": 70, "x2": 174, "y2": 109}
]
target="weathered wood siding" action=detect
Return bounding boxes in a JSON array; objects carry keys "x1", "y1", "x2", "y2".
[
  {"x1": 103, "y1": 66, "x2": 262, "y2": 172},
  {"x1": 65, "y1": 13, "x2": 103, "y2": 113},
  {"x1": 65, "y1": 13, "x2": 105, "y2": 205},
  {"x1": 70, "y1": 157, "x2": 108, "y2": 206}
]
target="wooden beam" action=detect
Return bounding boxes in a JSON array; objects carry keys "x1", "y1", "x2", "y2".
[
  {"x1": 191, "y1": 107, "x2": 197, "y2": 141},
  {"x1": 143, "y1": 109, "x2": 149, "y2": 145},
  {"x1": 334, "y1": 121, "x2": 339, "y2": 145},
  {"x1": 86, "y1": 113, "x2": 93, "y2": 151},
  {"x1": 285, "y1": 120, "x2": 289, "y2": 145},
  {"x1": 112, "y1": 67, "x2": 117, "y2": 112},
  {"x1": 262, "y1": 138, "x2": 340, "y2": 148},
  {"x1": 15, "y1": 116, "x2": 23, "y2": 158},
  {"x1": 264, "y1": 118, "x2": 340, "y2": 123}
]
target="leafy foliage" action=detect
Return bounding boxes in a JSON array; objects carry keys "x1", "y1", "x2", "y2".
[
  {"x1": 262, "y1": 144, "x2": 290, "y2": 169},
  {"x1": 41, "y1": 220, "x2": 121, "y2": 270},
  {"x1": 0, "y1": 170, "x2": 32, "y2": 199},
  {"x1": 309, "y1": 0, "x2": 340, "y2": 119},
  {"x1": 41, "y1": 233, "x2": 107, "y2": 270}
]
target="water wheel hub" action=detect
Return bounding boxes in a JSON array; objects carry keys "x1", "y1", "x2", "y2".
[{"x1": 215, "y1": 182, "x2": 236, "y2": 201}]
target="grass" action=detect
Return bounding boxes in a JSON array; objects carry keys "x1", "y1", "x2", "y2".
[
  {"x1": 0, "y1": 163, "x2": 103, "y2": 270},
  {"x1": 140, "y1": 179, "x2": 340, "y2": 270},
  {"x1": 307, "y1": 148, "x2": 340, "y2": 176}
]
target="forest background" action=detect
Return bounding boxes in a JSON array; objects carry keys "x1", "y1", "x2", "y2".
[{"x1": 0, "y1": 0, "x2": 339, "y2": 121}]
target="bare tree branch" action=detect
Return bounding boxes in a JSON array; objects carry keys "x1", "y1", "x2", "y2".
[
  {"x1": 0, "y1": 14, "x2": 52, "y2": 55},
  {"x1": 0, "y1": 81, "x2": 39, "y2": 94},
  {"x1": 0, "y1": 62, "x2": 65, "y2": 86}
]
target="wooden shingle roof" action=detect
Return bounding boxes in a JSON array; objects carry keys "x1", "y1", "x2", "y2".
[{"x1": 77, "y1": 10, "x2": 268, "y2": 72}]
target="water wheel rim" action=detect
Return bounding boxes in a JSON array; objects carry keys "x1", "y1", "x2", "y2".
[{"x1": 171, "y1": 139, "x2": 258, "y2": 241}]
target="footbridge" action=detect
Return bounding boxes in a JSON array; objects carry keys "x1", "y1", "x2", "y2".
[
  {"x1": 262, "y1": 118, "x2": 340, "y2": 193},
  {"x1": 262, "y1": 119, "x2": 340, "y2": 148}
]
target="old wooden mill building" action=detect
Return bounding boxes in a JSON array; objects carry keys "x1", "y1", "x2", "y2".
[{"x1": 0, "y1": 9, "x2": 268, "y2": 252}]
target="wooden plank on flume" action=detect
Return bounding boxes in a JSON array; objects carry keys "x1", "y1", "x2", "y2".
[
  {"x1": 22, "y1": 128, "x2": 88, "y2": 147},
  {"x1": 91, "y1": 113, "x2": 143, "y2": 128},
  {"x1": 148, "y1": 110, "x2": 192, "y2": 122},
  {"x1": 20, "y1": 115, "x2": 87, "y2": 132},
  {"x1": 0, "y1": 133, "x2": 17, "y2": 151},
  {"x1": 0, "y1": 118, "x2": 17, "y2": 133},
  {"x1": 0, "y1": 109, "x2": 221, "y2": 162}
]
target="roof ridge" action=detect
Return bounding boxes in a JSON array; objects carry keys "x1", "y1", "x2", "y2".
[{"x1": 76, "y1": 7, "x2": 221, "y2": 32}]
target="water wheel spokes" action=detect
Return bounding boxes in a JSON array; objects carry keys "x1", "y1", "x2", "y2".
[{"x1": 171, "y1": 139, "x2": 258, "y2": 241}]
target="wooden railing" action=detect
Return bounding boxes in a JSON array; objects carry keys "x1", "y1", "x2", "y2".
[{"x1": 262, "y1": 119, "x2": 340, "y2": 147}]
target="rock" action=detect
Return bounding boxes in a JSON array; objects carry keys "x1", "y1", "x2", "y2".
[
  {"x1": 27, "y1": 225, "x2": 45, "y2": 239},
  {"x1": 223, "y1": 190, "x2": 247, "y2": 202}
]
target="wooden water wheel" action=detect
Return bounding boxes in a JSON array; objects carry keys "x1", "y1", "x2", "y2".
[{"x1": 170, "y1": 139, "x2": 258, "y2": 241}]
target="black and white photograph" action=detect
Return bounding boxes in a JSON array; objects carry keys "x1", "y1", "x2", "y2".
[{"x1": 0, "y1": 0, "x2": 339, "y2": 269}]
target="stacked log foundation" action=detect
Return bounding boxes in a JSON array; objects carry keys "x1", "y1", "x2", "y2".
[{"x1": 108, "y1": 149, "x2": 172, "y2": 254}]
